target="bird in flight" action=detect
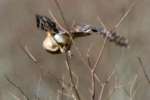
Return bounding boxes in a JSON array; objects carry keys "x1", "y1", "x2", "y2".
[
  {"x1": 36, "y1": 14, "x2": 128, "y2": 54},
  {"x1": 35, "y1": 1, "x2": 135, "y2": 55}
]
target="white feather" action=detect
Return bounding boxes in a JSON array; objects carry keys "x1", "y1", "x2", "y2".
[{"x1": 54, "y1": 34, "x2": 66, "y2": 44}]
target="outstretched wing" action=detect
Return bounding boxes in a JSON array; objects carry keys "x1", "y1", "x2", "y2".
[
  {"x1": 72, "y1": 24, "x2": 128, "y2": 47},
  {"x1": 72, "y1": 24, "x2": 103, "y2": 38},
  {"x1": 36, "y1": 14, "x2": 59, "y2": 33}
]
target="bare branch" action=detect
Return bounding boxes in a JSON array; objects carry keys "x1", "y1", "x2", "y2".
[
  {"x1": 105, "y1": 68, "x2": 116, "y2": 83},
  {"x1": 97, "y1": 16, "x2": 107, "y2": 30},
  {"x1": 52, "y1": 0, "x2": 70, "y2": 31},
  {"x1": 90, "y1": 38, "x2": 107, "y2": 100},
  {"x1": 114, "y1": 2, "x2": 136, "y2": 29},
  {"x1": 137, "y1": 57, "x2": 150, "y2": 84},
  {"x1": 91, "y1": 14, "x2": 111, "y2": 73},
  {"x1": 57, "y1": 89, "x2": 64, "y2": 100},
  {"x1": 57, "y1": 89, "x2": 73, "y2": 100},
  {"x1": 72, "y1": 72, "x2": 79, "y2": 89},
  {"x1": 98, "y1": 83, "x2": 105, "y2": 100},
  {"x1": 92, "y1": 35, "x2": 107, "y2": 72},
  {"x1": 22, "y1": 45, "x2": 38, "y2": 63},
  {"x1": 48, "y1": 9, "x2": 68, "y2": 32},
  {"x1": 98, "y1": 68, "x2": 115, "y2": 100},
  {"x1": 89, "y1": 15, "x2": 109, "y2": 100},
  {"x1": 129, "y1": 74, "x2": 138, "y2": 100},
  {"x1": 20, "y1": 43, "x2": 72, "y2": 100},
  {"x1": 91, "y1": 70, "x2": 96, "y2": 100},
  {"x1": 86, "y1": 40, "x2": 95, "y2": 58},
  {"x1": 65, "y1": 53, "x2": 81, "y2": 100},
  {"x1": 4, "y1": 75, "x2": 30, "y2": 100}
]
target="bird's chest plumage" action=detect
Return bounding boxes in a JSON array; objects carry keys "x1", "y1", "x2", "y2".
[
  {"x1": 42, "y1": 33, "x2": 72, "y2": 53},
  {"x1": 42, "y1": 35, "x2": 59, "y2": 52}
]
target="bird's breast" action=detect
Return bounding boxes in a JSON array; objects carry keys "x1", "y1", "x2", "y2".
[
  {"x1": 42, "y1": 36, "x2": 59, "y2": 52},
  {"x1": 54, "y1": 33, "x2": 71, "y2": 44}
]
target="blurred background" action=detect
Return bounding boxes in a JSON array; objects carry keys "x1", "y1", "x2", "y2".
[{"x1": 0, "y1": 0, "x2": 150, "y2": 100}]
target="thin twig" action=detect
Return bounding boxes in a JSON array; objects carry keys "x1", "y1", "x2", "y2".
[
  {"x1": 4, "y1": 75, "x2": 30, "y2": 100},
  {"x1": 72, "y1": 72, "x2": 79, "y2": 89},
  {"x1": 60, "y1": 75, "x2": 65, "y2": 100},
  {"x1": 98, "y1": 83, "x2": 105, "y2": 100},
  {"x1": 90, "y1": 15, "x2": 109, "y2": 100},
  {"x1": 58, "y1": 89, "x2": 73, "y2": 99},
  {"x1": 65, "y1": 53, "x2": 81, "y2": 100},
  {"x1": 21, "y1": 43, "x2": 65, "y2": 87},
  {"x1": 137, "y1": 57, "x2": 150, "y2": 84},
  {"x1": 91, "y1": 69, "x2": 96, "y2": 100},
  {"x1": 92, "y1": 37, "x2": 107, "y2": 72},
  {"x1": 20, "y1": 43, "x2": 70, "y2": 100},
  {"x1": 57, "y1": 75, "x2": 74, "y2": 100},
  {"x1": 97, "y1": 16, "x2": 107, "y2": 30},
  {"x1": 85, "y1": 25, "x2": 104, "y2": 85},
  {"x1": 129, "y1": 74, "x2": 138, "y2": 100},
  {"x1": 53, "y1": 0, "x2": 70, "y2": 31},
  {"x1": 35, "y1": 76, "x2": 42, "y2": 100},
  {"x1": 105, "y1": 68, "x2": 116, "y2": 83},
  {"x1": 57, "y1": 89, "x2": 64, "y2": 100},
  {"x1": 86, "y1": 40, "x2": 95, "y2": 58},
  {"x1": 114, "y1": 2, "x2": 136, "y2": 29},
  {"x1": 98, "y1": 68, "x2": 115, "y2": 100},
  {"x1": 22, "y1": 44, "x2": 38, "y2": 63},
  {"x1": 48, "y1": 9, "x2": 68, "y2": 32},
  {"x1": 92, "y1": 15, "x2": 109, "y2": 73},
  {"x1": 90, "y1": 37, "x2": 107, "y2": 100}
]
